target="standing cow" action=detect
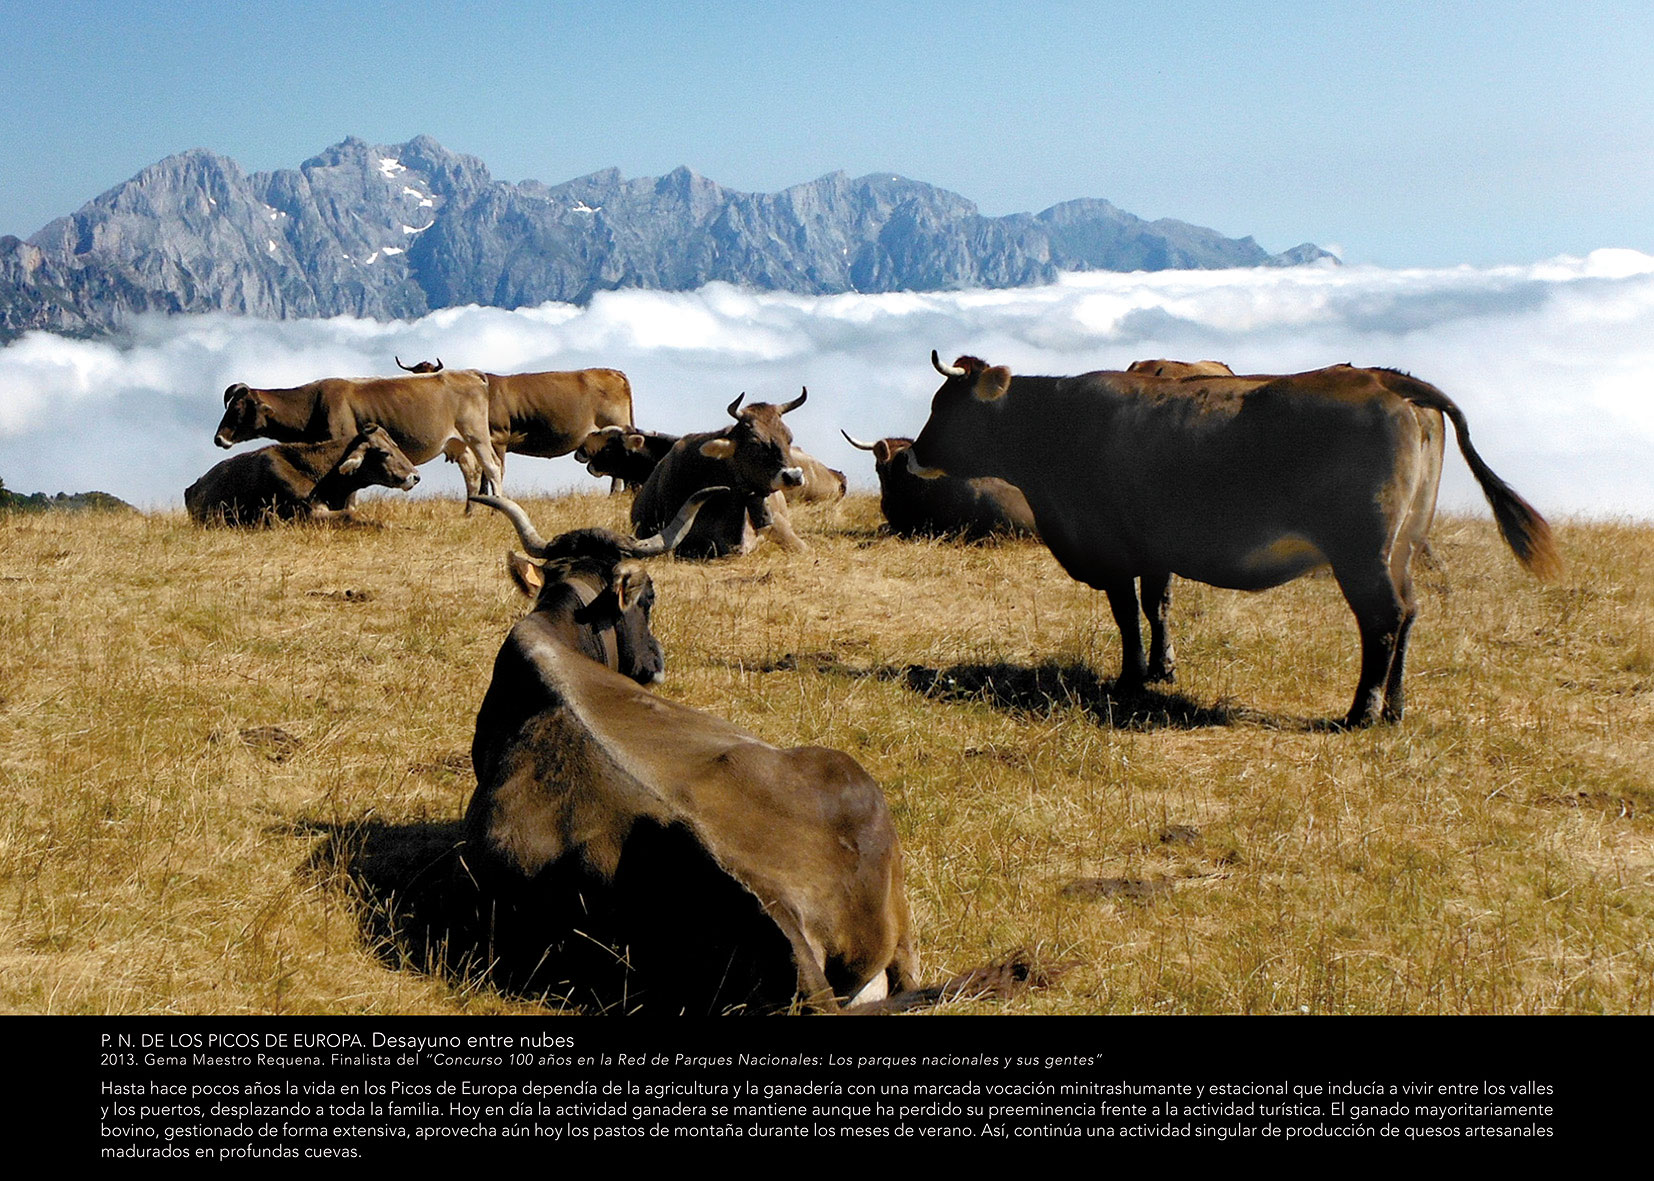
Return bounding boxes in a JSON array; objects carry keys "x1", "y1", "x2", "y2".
[
  {"x1": 909, "y1": 352, "x2": 1559, "y2": 726},
  {"x1": 630, "y1": 391, "x2": 812, "y2": 559},
  {"x1": 424, "y1": 367, "x2": 636, "y2": 499},
  {"x1": 214, "y1": 369, "x2": 502, "y2": 499}
]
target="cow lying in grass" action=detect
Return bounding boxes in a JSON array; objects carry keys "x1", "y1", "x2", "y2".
[
  {"x1": 578, "y1": 424, "x2": 846, "y2": 502},
  {"x1": 465, "y1": 491, "x2": 918, "y2": 1012},
  {"x1": 185, "y1": 424, "x2": 418, "y2": 526}
]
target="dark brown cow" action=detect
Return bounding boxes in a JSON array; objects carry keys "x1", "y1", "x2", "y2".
[
  {"x1": 214, "y1": 369, "x2": 502, "y2": 497},
  {"x1": 630, "y1": 391, "x2": 811, "y2": 559},
  {"x1": 575, "y1": 426, "x2": 680, "y2": 489},
  {"x1": 185, "y1": 424, "x2": 418, "y2": 525},
  {"x1": 579, "y1": 425, "x2": 844, "y2": 502},
  {"x1": 396, "y1": 356, "x2": 443, "y2": 373},
  {"x1": 841, "y1": 431, "x2": 1037, "y2": 540},
  {"x1": 910, "y1": 352, "x2": 1560, "y2": 727},
  {"x1": 1126, "y1": 359, "x2": 1236, "y2": 378},
  {"x1": 466, "y1": 492, "x2": 917, "y2": 1012}
]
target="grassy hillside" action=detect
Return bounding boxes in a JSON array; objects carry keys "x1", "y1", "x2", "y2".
[{"x1": 1, "y1": 494, "x2": 1649, "y2": 1014}]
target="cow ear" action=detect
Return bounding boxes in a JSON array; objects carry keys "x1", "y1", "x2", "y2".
[
  {"x1": 624, "y1": 432, "x2": 648, "y2": 452},
  {"x1": 699, "y1": 437, "x2": 737, "y2": 460},
  {"x1": 612, "y1": 563, "x2": 648, "y2": 610},
  {"x1": 506, "y1": 551, "x2": 544, "y2": 598},
  {"x1": 972, "y1": 366, "x2": 1012, "y2": 402},
  {"x1": 337, "y1": 449, "x2": 366, "y2": 475},
  {"x1": 874, "y1": 440, "x2": 895, "y2": 465}
]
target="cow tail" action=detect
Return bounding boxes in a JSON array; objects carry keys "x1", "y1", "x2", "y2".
[{"x1": 1386, "y1": 374, "x2": 1562, "y2": 580}]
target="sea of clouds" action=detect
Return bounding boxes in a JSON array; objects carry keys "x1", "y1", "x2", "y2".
[{"x1": 2, "y1": 251, "x2": 1651, "y2": 518}]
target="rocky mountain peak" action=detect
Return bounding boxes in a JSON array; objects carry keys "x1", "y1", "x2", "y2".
[{"x1": 0, "y1": 136, "x2": 1337, "y2": 342}]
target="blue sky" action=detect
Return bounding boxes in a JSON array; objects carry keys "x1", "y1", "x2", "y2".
[{"x1": 4, "y1": 0, "x2": 1653, "y2": 266}]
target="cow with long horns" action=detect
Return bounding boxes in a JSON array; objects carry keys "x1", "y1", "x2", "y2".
[
  {"x1": 910, "y1": 352, "x2": 1560, "y2": 727},
  {"x1": 630, "y1": 389, "x2": 811, "y2": 559},
  {"x1": 466, "y1": 490, "x2": 918, "y2": 1012}
]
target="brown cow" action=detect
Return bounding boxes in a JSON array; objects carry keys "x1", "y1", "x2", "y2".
[
  {"x1": 214, "y1": 369, "x2": 502, "y2": 498},
  {"x1": 841, "y1": 431, "x2": 1037, "y2": 540},
  {"x1": 630, "y1": 391, "x2": 811, "y2": 559},
  {"x1": 1126, "y1": 359, "x2": 1237, "y2": 378},
  {"x1": 185, "y1": 424, "x2": 418, "y2": 525},
  {"x1": 787, "y1": 448, "x2": 847, "y2": 504},
  {"x1": 910, "y1": 352, "x2": 1559, "y2": 727},
  {"x1": 466, "y1": 492, "x2": 917, "y2": 1012},
  {"x1": 441, "y1": 369, "x2": 636, "y2": 499}
]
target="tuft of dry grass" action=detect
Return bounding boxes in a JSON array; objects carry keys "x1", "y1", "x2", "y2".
[{"x1": 1, "y1": 494, "x2": 1650, "y2": 1014}]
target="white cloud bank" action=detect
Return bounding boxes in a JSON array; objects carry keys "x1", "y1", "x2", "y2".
[{"x1": 2, "y1": 251, "x2": 1652, "y2": 519}]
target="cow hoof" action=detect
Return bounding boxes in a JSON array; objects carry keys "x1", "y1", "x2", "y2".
[{"x1": 1337, "y1": 709, "x2": 1383, "y2": 731}]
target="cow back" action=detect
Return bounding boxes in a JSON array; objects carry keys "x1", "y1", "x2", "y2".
[{"x1": 486, "y1": 369, "x2": 635, "y2": 457}]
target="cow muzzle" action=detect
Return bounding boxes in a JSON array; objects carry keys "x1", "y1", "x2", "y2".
[
  {"x1": 773, "y1": 466, "x2": 805, "y2": 489},
  {"x1": 904, "y1": 448, "x2": 945, "y2": 480},
  {"x1": 398, "y1": 473, "x2": 420, "y2": 491},
  {"x1": 214, "y1": 432, "x2": 234, "y2": 449}
]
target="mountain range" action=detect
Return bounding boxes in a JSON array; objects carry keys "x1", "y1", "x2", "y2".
[{"x1": 0, "y1": 135, "x2": 1335, "y2": 342}]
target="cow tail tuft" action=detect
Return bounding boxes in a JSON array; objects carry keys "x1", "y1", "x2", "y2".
[{"x1": 1389, "y1": 375, "x2": 1562, "y2": 580}]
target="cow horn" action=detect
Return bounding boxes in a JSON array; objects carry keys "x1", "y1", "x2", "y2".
[
  {"x1": 726, "y1": 394, "x2": 745, "y2": 419},
  {"x1": 932, "y1": 350, "x2": 966, "y2": 378},
  {"x1": 629, "y1": 486, "x2": 728, "y2": 557},
  {"x1": 469, "y1": 495, "x2": 550, "y2": 556},
  {"x1": 432, "y1": 357, "x2": 443, "y2": 372},
  {"x1": 840, "y1": 429, "x2": 879, "y2": 451},
  {"x1": 395, "y1": 356, "x2": 413, "y2": 372},
  {"x1": 780, "y1": 387, "x2": 808, "y2": 414}
]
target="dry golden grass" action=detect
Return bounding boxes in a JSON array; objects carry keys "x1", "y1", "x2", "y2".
[{"x1": 1, "y1": 492, "x2": 1649, "y2": 1014}]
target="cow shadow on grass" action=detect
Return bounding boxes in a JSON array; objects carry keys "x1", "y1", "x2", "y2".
[
  {"x1": 296, "y1": 815, "x2": 800, "y2": 1015},
  {"x1": 894, "y1": 660, "x2": 1319, "y2": 731}
]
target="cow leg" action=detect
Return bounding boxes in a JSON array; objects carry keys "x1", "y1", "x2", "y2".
[
  {"x1": 1381, "y1": 560, "x2": 1421, "y2": 722},
  {"x1": 1335, "y1": 562, "x2": 1409, "y2": 728},
  {"x1": 446, "y1": 441, "x2": 483, "y2": 515},
  {"x1": 757, "y1": 495, "x2": 809, "y2": 554},
  {"x1": 1102, "y1": 578, "x2": 1148, "y2": 690},
  {"x1": 460, "y1": 434, "x2": 505, "y2": 501},
  {"x1": 767, "y1": 905, "x2": 840, "y2": 1013},
  {"x1": 1140, "y1": 570, "x2": 1176, "y2": 683}
]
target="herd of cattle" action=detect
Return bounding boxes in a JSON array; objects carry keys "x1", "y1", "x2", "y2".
[{"x1": 185, "y1": 350, "x2": 1559, "y2": 1012}]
